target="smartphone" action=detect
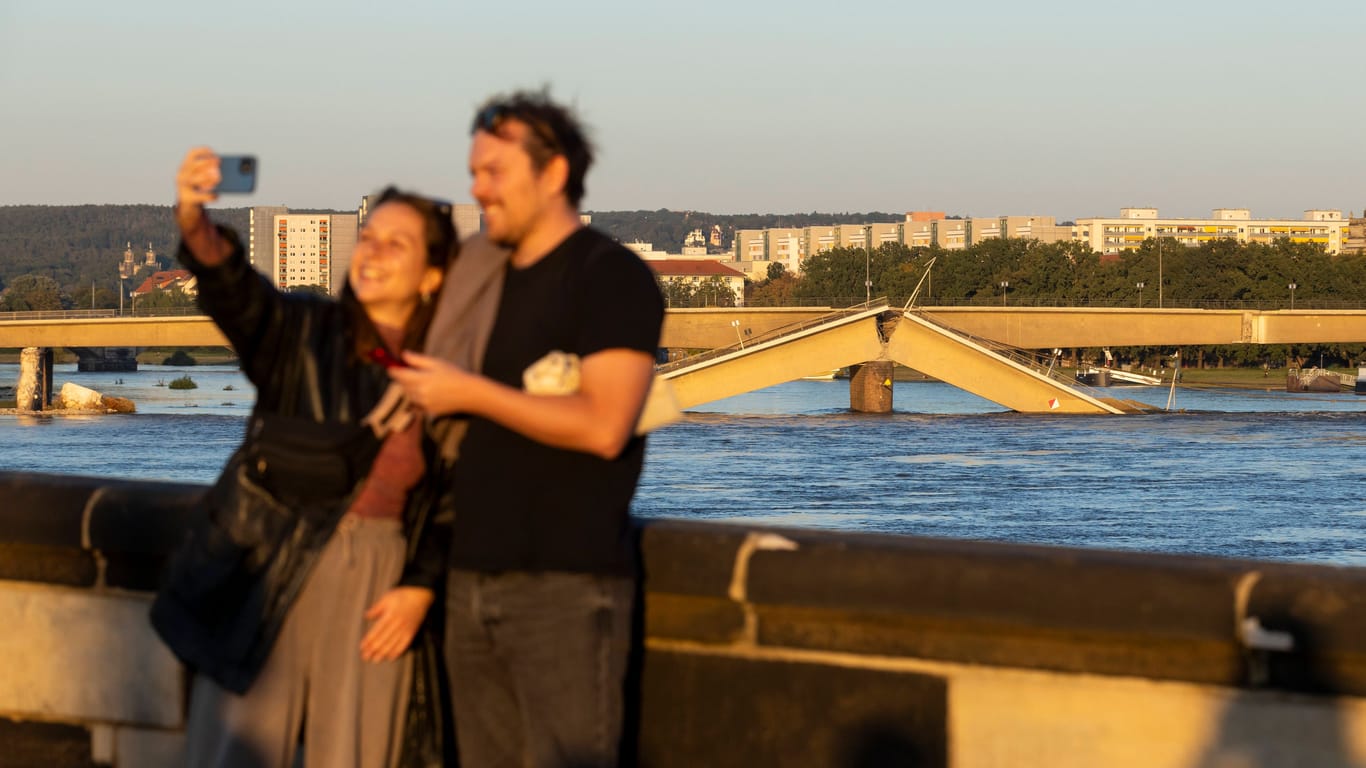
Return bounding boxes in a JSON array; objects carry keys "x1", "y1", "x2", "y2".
[
  {"x1": 215, "y1": 155, "x2": 257, "y2": 194},
  {"x1": 369, "y1": 347, "x2": 409, "y2": 369}
]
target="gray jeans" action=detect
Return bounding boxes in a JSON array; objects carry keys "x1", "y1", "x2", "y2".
[{"x1": 444, "y1": 569, "x2": 634, "y2": 768}]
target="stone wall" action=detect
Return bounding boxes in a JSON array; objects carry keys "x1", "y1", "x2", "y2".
[{"x1": 2, "y1": 471, "x2": 1365, "y2": 766}]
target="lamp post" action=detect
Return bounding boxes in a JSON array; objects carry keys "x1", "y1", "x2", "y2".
[
  {"x1": 999, "y1": 280, "x2": 1009, "y2": 306},
  {"x1": 117, "y1": 261, "x2": 132, "y2": 316},
  {"x1": 1289, "y1": 282, "x2": 1297, "y2": 311},
  {"x1": 864, "y1": 238, "x2": 872, "y2": 306},
  {"x1": 1136, "y1": 281, "x2": 1145, "y2": 308}
]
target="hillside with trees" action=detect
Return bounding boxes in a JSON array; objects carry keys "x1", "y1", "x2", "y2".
[
  {"x1": 0, "y1": 205, "x2": 248, "y2": 309},
  {"x1": 0, "y1": 205, "x2": 904, "y2": 308}
]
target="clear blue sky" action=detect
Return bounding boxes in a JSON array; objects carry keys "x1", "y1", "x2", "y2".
[{"x1": 3, "y1": 0, "x2": 1363, "y2": 220}]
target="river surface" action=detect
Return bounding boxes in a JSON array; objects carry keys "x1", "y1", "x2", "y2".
[{"x1": 3, "y1": 363, "x2": 1365, "y2": 566}]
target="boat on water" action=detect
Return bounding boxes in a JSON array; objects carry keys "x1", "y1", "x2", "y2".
[{"x1": 801, "y1": 369, "x2": 840, "y2": 381}]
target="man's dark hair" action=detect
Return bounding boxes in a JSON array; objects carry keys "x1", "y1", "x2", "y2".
[{"x1": 471, "y1": 88, "x2": 594, "y2": 208}]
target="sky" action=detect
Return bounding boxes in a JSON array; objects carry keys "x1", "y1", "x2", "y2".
[{"x1": 2, "y1": 0, "x2": 1364, "y2": 221}]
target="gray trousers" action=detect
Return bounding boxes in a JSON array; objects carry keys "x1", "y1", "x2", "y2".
[
  {"x1": 444, "y1": 570, "x2": 634, "y2": 768},
  {"x1": 186, "y1": 516, "x2": 412, "y2": 768}
]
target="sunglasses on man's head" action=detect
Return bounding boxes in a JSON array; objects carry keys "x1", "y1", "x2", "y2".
[{"x1": 474, "y1": 103, "x2": 563, "y2": 155}]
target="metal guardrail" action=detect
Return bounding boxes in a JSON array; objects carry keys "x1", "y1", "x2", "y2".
[{"x1": 657, "y1": 298, "x2": 891, "y2": 375}]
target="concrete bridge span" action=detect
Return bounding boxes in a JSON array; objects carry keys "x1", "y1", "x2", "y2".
[
  {"x1": 0, "y1": 315, "x2": 228, "y2": 349},
  {"x1": 4, "y1": 306, "x2": 1366, "y2": 351},
  {"x1": 2, "y1": 470, "x2": 1364, "y2": 767},
  {"x1": 667, "y1": 306, "x2": 1366, "y2": 350}
]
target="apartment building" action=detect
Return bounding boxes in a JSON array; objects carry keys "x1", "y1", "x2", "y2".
[
  {"x1": 1343, "y1": 212, "x2": 1366, "y2": 255},
  {"x1": 248, "y1": 207, "x2": 359, "y2": 294},
  {"x1": 1073, "y1": 208, "x2": 1348, "y2": 255},
  {"x1": 732, "y1": 213, "x2": 1067, "y2": 273}
]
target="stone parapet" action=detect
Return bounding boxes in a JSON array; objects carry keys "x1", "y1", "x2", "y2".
[{"x1": 2, "y1": 471, "x2": 1365, "y2": 766}]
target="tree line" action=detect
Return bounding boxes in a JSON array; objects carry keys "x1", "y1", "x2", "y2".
[{"x1": 0, "y1": 205, "x2": 250, "y2": 310}]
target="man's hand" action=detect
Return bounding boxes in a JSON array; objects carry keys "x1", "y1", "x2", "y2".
[
  {"x1": 394, "y1": 346, "x2": 654, "y2": 461},
  {"x1": 360, "y1": 586, "x2": 434, "y2": 663}
]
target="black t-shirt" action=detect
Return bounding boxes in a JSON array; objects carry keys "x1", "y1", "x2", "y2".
[{"x1": 448, "y1": 227, "x2": 665, "y2": 576}]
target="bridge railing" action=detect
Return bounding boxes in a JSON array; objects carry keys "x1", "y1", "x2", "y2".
[
  {"x1": 745, "y1": 295, "x2": 1366, "y2": 311},
  {"x1": 657, "y1": 299, "x2": 891, "y2": 374},
  {"x1": 0, "y1": 308, "x2": 207, "y2": 322}
]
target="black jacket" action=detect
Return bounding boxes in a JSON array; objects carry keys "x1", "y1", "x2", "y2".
[{"x1": 150, "y1": 226, "x2": 447, "y2": 694}]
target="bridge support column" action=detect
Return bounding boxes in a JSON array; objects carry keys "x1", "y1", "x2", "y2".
[
  {"x1": 15, "y1": 347, "x2": 53, "y2": 412},
  {"x1": 848, "y1": 360, "x2": 894, "y2": 413}
]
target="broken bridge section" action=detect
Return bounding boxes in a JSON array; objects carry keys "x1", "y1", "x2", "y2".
[
  {"x1": 658, "y1": 303, "x2": 891, "y2": 411},
  {"x1": 659, "y1": 303, "x2": 1149, "y2": 415}
]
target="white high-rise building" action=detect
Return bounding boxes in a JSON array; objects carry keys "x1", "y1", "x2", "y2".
[{"x1": 249, "y1": 207, "x2": 358, "y2": 295}]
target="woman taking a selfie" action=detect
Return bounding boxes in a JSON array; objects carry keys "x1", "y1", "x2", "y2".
[{"x1": 152, "y1": 147, "x2": 454, "y2": 767}]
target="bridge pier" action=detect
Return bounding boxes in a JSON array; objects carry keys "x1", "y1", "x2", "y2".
[
  {"x1": 849, "y1": 360, "x2": 894, "y2": 413},
  {"x1": 15, "y1": 347, "x2": 54, "y2": 411}
]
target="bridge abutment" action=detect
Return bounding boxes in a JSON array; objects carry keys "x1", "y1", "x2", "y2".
[
  {"x1": 15, "y1": 347, "x2": 54, "y2": 411},
  {"x1": 849, "y1": 360, "x2": 894, "y2": 413}
]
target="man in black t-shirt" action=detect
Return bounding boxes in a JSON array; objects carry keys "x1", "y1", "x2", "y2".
[{"x1": 393, "y1": 91, "x2": 664, "y2": 768}]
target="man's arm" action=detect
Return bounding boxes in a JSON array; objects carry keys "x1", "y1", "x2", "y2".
[{"x1": 391, "y1": 347, "x2": 654, "y2": 461}]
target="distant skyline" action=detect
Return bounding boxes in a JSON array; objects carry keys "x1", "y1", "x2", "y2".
[{"x1": 2, "y1": 0, "x2": 1364, "y2": 221}]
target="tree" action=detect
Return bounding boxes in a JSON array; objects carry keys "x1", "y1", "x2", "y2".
[
  {"x1": 748, "y1": 274, "x2": 800, "y2": 307},
  {"x1": 693, "y1": 276, "x2": 737, "y2": 307},
  {"x1": 0, "y1": 274, "x2": 67, "y2": 311},
  {"x1": 289, "y1": 283, "x2": 331, "y2": 297},
  {"x1": 657, "y1": 277, "x2": 694, "y2": 308},
  {"x1": 135, "y1": 289, "x2": 197, "y2": 310}
]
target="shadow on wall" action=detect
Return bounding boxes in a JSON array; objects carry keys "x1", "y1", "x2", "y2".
[{"x1": 636, "y1": 651, "x2": 947, "y2": 768}]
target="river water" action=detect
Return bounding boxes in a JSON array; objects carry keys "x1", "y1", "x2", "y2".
[{"x1": 3, "y1": 363, "x2": 1364, "y2": 566}]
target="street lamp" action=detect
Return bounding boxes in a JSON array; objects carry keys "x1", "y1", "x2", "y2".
[
  {"x1": 118, "y1": 260, "x2": 133, "y2": 316},
  {"x1": 864, "y1": 238, "x2": 872, "y2": 306},
  {"x1": 999, "y1": 280, "x2": 1010, "y2": 306},
  {"x1": 1288, "y1": 282, "x2": 1297, "y2": 311},
  {"x1": 1136, "y1": 281, "x2": 1145, "y2": 307},
  {"x1": 731, "y1": 319, "x2": 745, "y2": 350}
]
